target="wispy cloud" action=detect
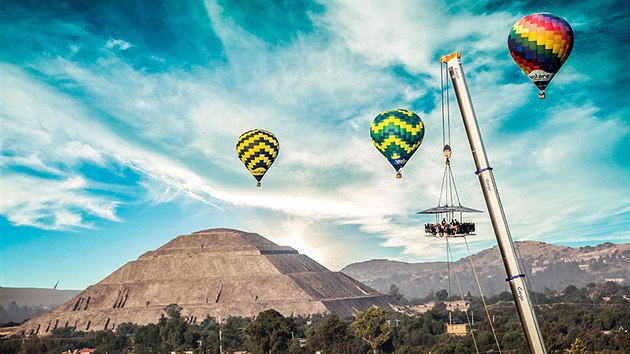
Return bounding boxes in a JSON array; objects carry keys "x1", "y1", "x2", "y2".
[
  {"x1": 105, "y1": 39, "x2": 133, "y2": 51},
  {"x1": 1, "y1": 0, "x2": 628, "y2": 272},
  {"x1": 0, "y1": 174, "x2": 119, "y2": 229}
]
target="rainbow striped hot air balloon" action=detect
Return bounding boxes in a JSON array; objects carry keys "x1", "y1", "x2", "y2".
[
  {"x1": 236, "y1": 129, "x2": 279, "y2": 187},
  {"x1": 508, "y1": 13, "x2": 574, "y2": 99},
  {"x1": 370, "y1": 109, "x2": 425, "y2": 178}
]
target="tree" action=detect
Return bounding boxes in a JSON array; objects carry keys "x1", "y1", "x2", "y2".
[
  {"x1": 245, "y1": 309, "x2": 295, "y2": 354},
  {"x1": 352, "y1": 307, "x2": 392, "y2": 354},
  {"x1": 435, "y1": 289, "x2": 449, "y2": 302},
  {"x1": 464, "y1": 291, "x2": 473, "y2": 301},
  {"x1": 159, "y1": 315, "x2": 193, "y2": 350},
  {"x1": 568, "y1": 337, "x2": 589, "y2": 354},
  {"x1": 18, "y1": 336, "x2": 51, "y2": 354},
  {"x1": 222, "y1": 316, "x2": 251, "y2": 351},
  {"x1": 116, "y1": 322, "x2": 138, "y2": 336},
  {"x1": 196, "y1": 316, "x2": 220, "y2": 353},
  {"x1": 164, "y1": 303, "x2": 183, "y2": 319},
  {"x1": 388, "y1": 284, "x2": 407, "y2": 304},
  {"x1": 133, "y1": 323, "x2": 163, "y2": 353},
  {"x1": 307, "y1": 314, "x2": 361, "y2": 353}
]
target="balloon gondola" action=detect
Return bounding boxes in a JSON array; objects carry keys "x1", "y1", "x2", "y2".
[
  {"x1": 370, "y1": 109, "x2": 425, "y2": 178},
  {"x1": 236, "y1": 129, "x2": 279, "y2": 187},
  {"x1": 508, "y1": 13, "x2": 574, "y2": 99}
]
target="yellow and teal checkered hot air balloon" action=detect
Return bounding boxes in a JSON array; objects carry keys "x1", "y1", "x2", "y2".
[
  {"x1": 236, "y1": 129, "x2": 279, "y2": 187},
  {"x1": 370, "y1": 109, "x2": 425, "y2": 179}
]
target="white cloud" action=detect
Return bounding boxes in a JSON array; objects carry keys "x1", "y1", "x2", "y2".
[
  {"x1": 1, "y1": 64, "x2": 225, "y2": 228},
  {"x1": 105, "y1": 39, "x2": 132, "y2": 51},
  {"x1": 1, "y1": 1, "x2": 628, "y2": 270},
  {"x1": 0, "y1": 174, "x2": 119, "y2": 229},
  {"x1": 317, "y1": 1, "x2": 441, "y2": 72},
  {"x1": 0, "y1": 153, "x2": 63, "y2": 176}
]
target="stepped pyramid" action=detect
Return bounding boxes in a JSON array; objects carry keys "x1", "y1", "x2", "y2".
[{"x1": 19, "y1": 228, "x2": 390, "y2": 335}]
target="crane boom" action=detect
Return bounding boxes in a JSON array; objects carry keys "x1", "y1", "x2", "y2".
[{"x1": 440, "y1": 52, "x2": 547, "y2": 354}]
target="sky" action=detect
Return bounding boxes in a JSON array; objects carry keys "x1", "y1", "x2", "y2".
[{"x1": 1, "y1": 0, "x2": 628, "y2": 291}]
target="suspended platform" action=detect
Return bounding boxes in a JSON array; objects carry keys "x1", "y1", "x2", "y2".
[
  {"x1": 415, "y1": 79, "x2": 482, "y2": 239},
  {"x1": 418, "y1": 205, "x2": 481, "y2": 237}
]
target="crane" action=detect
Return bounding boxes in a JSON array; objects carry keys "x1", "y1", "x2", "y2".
[{"x1": 440, "y1": 52, "x2": 547, "y2": 354}]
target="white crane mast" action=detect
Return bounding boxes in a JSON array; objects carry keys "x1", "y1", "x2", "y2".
[{"x1": 440, "y1": 52, "x2": 547, "y2": 354}]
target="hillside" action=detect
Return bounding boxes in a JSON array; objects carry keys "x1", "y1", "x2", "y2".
[
  {"x1": 342, "y1": 241, "x2": 630, "y2": 299},
  {"x1": 0, "y1": 287, "x2": 80, "y2": 324}
]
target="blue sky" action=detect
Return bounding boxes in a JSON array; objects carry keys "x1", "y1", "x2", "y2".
[{"x1": 1, "y1": 0, "x2": 628, "y2": 290}]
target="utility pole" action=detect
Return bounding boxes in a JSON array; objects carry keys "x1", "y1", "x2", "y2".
[
  {"x1": 218, "y1": 314, "x2": 223, "y2": 354},
  {"x1": 440, "y1": 52, "x2": 547, "y2": 354}
]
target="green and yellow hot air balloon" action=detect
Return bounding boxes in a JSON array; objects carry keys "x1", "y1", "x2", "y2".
[
  {"x1": 370, "y1": 109, "x2": 425, "y2": 178},
  {"x1": 236, "y1": 129, "x2": 279, "y2": 187}
]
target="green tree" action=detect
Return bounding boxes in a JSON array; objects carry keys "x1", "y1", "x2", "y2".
[
  {"x1": 307, "y1": 314, "x2": 362, "y2": 353},
  {"x1": 352, "y1": 307, "x2": 392, "y2": 354},
  {"x1": 222, "y1": 316, "x2": 251, "y2": 351},
  {"x1": 159, "y1": 316, "x2": 193, "y2": 350},
  {"x1": 88, "y1": 330, "x2": 131, "y2": 353},
  {"x1": 196, "y1": 316, "x2": 220, "y2": 353},
  {"x1": 133, "y1": 323, "x2": 164, "y2": 353},
  {"x1": 117, "y1": 322, "x2": 138, "y2": 336},
  {"x1": 568, "y1": 337, "x2": 588, "y2": 354},
  {"x1": 245, "y1": 309, "x2": 295, "y2": 354},
  {"x1": 435, "y1": 289, "x2": 449, "y2": 302},
  {"x1": 388, "y1": 284, "x2": 407, "y2": 304},
  {"x1": 164, "y1": 303, "x2": 183, "y2": 319},
  {"x1": 17, "y1": 336, "x2": 51, "y2": 354}
]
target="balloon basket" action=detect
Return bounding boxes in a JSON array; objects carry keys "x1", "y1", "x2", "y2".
[
  {"x1": 396, "y1": 172, "x2": 402, "y2": 179},
  {"x1": 256, "y1": 182, "x2": 261, "y2": 187}
]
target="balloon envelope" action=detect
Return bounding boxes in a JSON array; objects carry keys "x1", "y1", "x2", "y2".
[
  {"x1": 370, "y1": 109, "x2": 424, "y2": 177},
  {"x1": 236, "y1": 129, "x2": 279, "y2": 186},
  {"x1": 508, "y1": 13, "x2": 574, "y2": 98}
]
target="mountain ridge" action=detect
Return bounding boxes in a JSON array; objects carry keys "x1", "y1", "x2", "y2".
[{"x1": 342, "y1": 240, "x2": 630, "y2": 299}]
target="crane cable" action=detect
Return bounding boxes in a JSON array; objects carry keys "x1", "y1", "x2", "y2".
[
  {"x1": 441, "y1": 62, "x2": 451, "y2": 207},
  {"x1": 446, "y1": 239, "x2": 480, "y2": 354},
  {"x1": 464, "y1": 237, "x2": 503, "y2": 354},
  {"x1": 446, "y1": 237, "x2": 452, "y2": 304},
  {"x1": 440, "y1": 59, "x2": 450, "y2": 146},
  {"x1": 441, "y1": 62, "x2": 452, "y2": 147},
  {"x1": 439, "y1": 63, "x2": 463, "y2": 210}
]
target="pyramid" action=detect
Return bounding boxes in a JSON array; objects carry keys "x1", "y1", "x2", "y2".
[{"x1": 18, "y1": 228, "x2": 391, "y2": 335}]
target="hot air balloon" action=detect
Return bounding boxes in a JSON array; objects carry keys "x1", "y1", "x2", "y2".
[
  {"x1": 508, "y1": 13, "x2": 574, "y2": 99},
  {"x1": 370, "y1": 109, "x2": 425, "y2": 178},
  {"x1": 236, "y1": 129, "x2": 279, "y2": 187}
]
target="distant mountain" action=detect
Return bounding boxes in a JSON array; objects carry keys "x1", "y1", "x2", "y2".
[
  {"x1": 0, "y1": 287, "x2": 80, "y2": 324},
  {"x1": 342, "y1": 241, "x2": 630, "y2": 299}
]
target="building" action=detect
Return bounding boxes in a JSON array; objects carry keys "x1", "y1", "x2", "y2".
[
  {"x1": 446, "y1": 323, "x2": 469, "y2": 336},
  {"x1": 17, "y1": 228, "x2": 391, "y2": 336},
  {"x1": 604, "y1": 278, "x2": 624, "y2": 284}
]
